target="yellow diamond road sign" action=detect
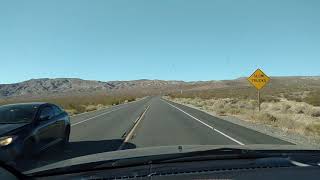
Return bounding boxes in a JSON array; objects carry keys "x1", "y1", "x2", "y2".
[{"x1": 248, "y1": 69, "x2": 270, "y2": 90}]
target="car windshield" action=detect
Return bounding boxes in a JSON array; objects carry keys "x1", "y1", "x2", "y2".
[
  {"x1": 0, "y1": 0, "x2": 319, "y2": 177},
  {"x1": 0, "y1": 105, "x2": 38, "y2": 123}
]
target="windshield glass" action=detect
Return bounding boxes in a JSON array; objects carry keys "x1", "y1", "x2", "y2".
[
  {"x1": 0, "y1": 105, "x2": 38, "y2": 123},
  {"x1": 0, "y1": 0, "x2": 319, "y2": 177}
]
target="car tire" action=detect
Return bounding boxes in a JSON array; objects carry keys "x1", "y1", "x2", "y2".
[{"x1": 61, "y1": 126, "x2": 70, "y2": 147}]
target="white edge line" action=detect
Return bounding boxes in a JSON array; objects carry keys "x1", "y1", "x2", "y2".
[
  {"x1": 213, "y1": 128, "x2": 245, "y2": 146},
  {"x1": 290, "y1": 160, "x2": 311, "y2": 167},
  {"x1": 71, "y1": 107, "x2": 123, "y2": 127},
  {"x1": 161, "y1": 99, "x2": 245, "y2": 146}
]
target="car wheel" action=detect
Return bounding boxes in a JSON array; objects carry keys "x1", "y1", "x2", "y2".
[{"x1": 62, "y1": 126, "x2": 70, "y2": 146}]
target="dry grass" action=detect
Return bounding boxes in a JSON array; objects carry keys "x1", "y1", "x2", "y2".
[
  {"x1": 303, "y1": 90, "x2": 320, "y2": 106},
  {"x1": 305, "y1": 123, "x2": 320, "y2": 136},
  {"x1": 0, "y1": 94, "x2": 138, "y2": 115}
]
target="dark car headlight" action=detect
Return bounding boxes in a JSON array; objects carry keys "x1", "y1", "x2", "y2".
[{"x1": 0, "y1": 136, "x2": 17, "y2": 146}]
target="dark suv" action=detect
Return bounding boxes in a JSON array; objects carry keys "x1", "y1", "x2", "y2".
[{"x1": 0, "y1": 103, "x2": 70, "y2": 163}]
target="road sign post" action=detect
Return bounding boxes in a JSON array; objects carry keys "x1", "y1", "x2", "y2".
[
  {"x1": 258, "y1": 90, "x2": 260, "y2": 111},
  {"x1": 248, "y1": 69, "x2": 270, "y2": 112}
]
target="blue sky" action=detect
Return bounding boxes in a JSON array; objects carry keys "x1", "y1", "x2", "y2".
[{"x1": 0, "y1": 0, "x2": 320, "y2": 84}]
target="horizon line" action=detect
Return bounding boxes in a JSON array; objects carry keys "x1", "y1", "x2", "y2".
[{"x1": 2, "y1": 75, "x2": 320, "y2": 85}]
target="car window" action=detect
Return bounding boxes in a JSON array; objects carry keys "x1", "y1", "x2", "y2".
[
  {"x1": 0, "y1": 105, "x2": 38, "y2": 123},
  {"x1": 51, "y1": 105, "x2": 62, "y2": 116},
  {"x1": 39, "y1": 106, "x2": 54, "y2": 120}
]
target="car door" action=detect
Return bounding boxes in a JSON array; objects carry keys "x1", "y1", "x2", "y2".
[
  {"x1": 51, "y1": 104, "x2": 65, "y2": 139},
  {"x1": 36, "y1": 105, "x2": 59, "y2": 148}
]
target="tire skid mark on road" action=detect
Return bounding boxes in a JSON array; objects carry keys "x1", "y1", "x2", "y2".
[{"x1": 161, "y1": 99, "x2": 245, "y2": 146}]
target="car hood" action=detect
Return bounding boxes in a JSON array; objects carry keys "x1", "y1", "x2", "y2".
[
  {"x1": 25, "y1": 144, "x2": 317, "y2": 174},
  {"x1": 0, "y1": 123, "x2": 29, "y2": 136}
]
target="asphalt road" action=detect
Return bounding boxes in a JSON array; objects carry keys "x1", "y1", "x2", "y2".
[{"x1": 17, "y1": 96, "x2": 291, "y2": 171}]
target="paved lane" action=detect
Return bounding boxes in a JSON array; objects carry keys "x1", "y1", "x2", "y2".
[
  {"x1": 70, "y1": 97, "x2": 150, "y2": 142},
  {"x1": 129, "y1": 97, "x2": 291, "y2": 148},
  {"x1": 130, "y1": 98, "x2": 238, "y2": 147}
]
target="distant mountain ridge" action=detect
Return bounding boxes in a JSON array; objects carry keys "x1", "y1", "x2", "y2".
[
  {"x1": 0, "y1": 78, "x2": 191, "y2": 98},
  {"x1": 0, "y1": 76, "x2": 319, "y2": 98}
]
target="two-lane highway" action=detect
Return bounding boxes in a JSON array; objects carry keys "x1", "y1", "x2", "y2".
[{"x1": 18, "y1": 96, "x2": 291, "y2": 171}]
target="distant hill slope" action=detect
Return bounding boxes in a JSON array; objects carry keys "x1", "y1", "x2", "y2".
[
  {"x1": 0, "y1": 78, "x2": 189, "y2": 98},
  {"x1": 0, "y1": 76, "x2": 319, "y2": 98}
]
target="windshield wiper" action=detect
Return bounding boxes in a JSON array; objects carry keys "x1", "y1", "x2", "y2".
[
  {"x1": 150, "y1": 148, "x2": 289, "y2": 164},
  {"x1": 109, "y1": 148, "x2": 286, "y2": 167}
]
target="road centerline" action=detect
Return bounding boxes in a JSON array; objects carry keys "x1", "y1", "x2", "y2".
[
  {"x1": 161, "y1": 99, "x2": 245, "y2": 146},
  {"x1": 118, "y1": 105, "x2": 151, "y2": 150}
]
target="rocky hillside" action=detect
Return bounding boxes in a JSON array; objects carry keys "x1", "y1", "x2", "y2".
[
  {"x1": 0, "y1": 78, "x2": 190, "y2": 98},
  {"x1": 0, "y1": 76, "x2": 319, "y2": 98}
]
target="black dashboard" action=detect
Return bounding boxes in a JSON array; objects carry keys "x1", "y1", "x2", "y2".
[{"x1": 4, "y1": 156, "x2": 318, "y2": 180}]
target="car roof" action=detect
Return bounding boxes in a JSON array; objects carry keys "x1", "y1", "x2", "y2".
[{"x1": 0, "y1": 102, "x2": 49, "y2": 108}]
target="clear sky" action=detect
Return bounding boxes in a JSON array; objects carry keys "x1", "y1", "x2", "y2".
[{"x1": 0, "y1": 0, "x2": 319, "y2": 84}]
